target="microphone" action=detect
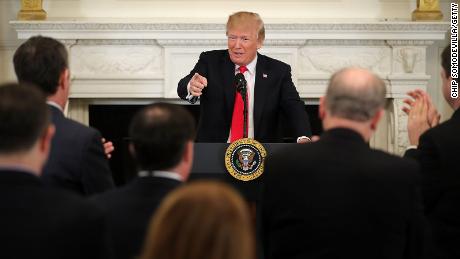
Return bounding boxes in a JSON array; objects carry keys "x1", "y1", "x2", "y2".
[
  {"x1": 234, "y1": 72, "x2": 248, "y2": 138},
  {"x1": 189, "y1": 95, "x2": 198, "y2": 104},
  {"x1": 234, "y1": 73, "x2": 247, "y2": 95}
]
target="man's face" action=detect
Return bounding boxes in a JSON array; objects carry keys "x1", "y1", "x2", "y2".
[{"x1": 227, "y1": 23, "x2": 262, "y2": 66}]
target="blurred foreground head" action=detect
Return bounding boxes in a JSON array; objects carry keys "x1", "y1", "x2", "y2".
[{"x1": 140, "y1": 181, "x2": 255, "y2": 259}]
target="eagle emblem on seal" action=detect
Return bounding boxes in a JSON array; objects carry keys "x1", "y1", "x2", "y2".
[
  {"x1": 225, "y1": 138, "x2": 267, "y2": 181},
  {"x1": 237, "y1": 148, "x2": 256, "y2": 171}
]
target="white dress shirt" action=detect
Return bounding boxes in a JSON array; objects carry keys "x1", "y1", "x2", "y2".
[
  {"x1": 227, "y1": 55, "x2": 257, "y2": 141},
  {"x1": 137, "y1": 170, "x2": 183, "y2": 182}
]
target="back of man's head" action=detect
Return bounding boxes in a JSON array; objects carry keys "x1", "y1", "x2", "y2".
[
  {"x1": 129, "y1": 103, "x2": 195, "y2": 171},
  {"x1": 13, "y1": 36, "x2": 68, "y2": 96},
  {"x1": 440, "y1": 44, "x2": 459, "y2": 109},
  {"x1": 325, "y1": 67, "x2": 386, "y2": 122},
  {"x1": 0, "y1": 83, "x2": 50, "y2": 155},
  {"x1": 441, "y1": 44, "x2": 451, "y2": 78}
]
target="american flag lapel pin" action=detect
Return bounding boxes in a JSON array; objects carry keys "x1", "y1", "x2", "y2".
[{"x1": 262, "y1": 73, "x2": 268, "y2": 78}]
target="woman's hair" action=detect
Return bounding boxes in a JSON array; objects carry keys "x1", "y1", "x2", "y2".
[{"x1": 140, "y1": 181, "x2": 255, "y2": 259}]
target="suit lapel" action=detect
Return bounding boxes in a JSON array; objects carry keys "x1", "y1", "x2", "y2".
[
  {"x1": 222, "y1": 52, "x2": 236, "y2": 122},
  {"x1": 254, "y1": 53, "x2": 269, "y2": 136}
]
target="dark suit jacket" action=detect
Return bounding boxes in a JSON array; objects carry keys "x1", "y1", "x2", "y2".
[
  {"x1": 42, "y1": 105, "x2": 114, "y2": 196},
  {"x1": 178, "y1": 50, "x2": 311, "y2": 142},
  {"x1": 0, "y1": 169, "x2": 110, "y2": 259},
  {"x1": 91, "y1": 176, "x2": 182, "y2": 259},
  {"x1": 405, "y1": 108, "x2": 460, "y2": 259},
  {"x1": 262, "y1": 128, "x2": 426, "y2": 259}
]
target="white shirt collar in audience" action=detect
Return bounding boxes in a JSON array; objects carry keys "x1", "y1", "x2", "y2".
[
  {"x1": 46, "y1": 101, "x2": 63, "y2": 112},
  {"x1": 138, "y1": 170, "x2": 183, "y2": 182}
]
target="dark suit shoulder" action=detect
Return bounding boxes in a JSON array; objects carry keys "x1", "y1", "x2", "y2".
[
  {"x1": 2, "y1": 183, "x2": 104, "y2": 229},
  {"x1": 59, "y1": 116, "x2": 101, "y2": 137},
  {"x1": 91, "y1": 177, "x2": 180, "y2": 210},
  {"x1": 199, "y1": 49, "x2": 228, "y2": 59},
  {"x1": 45, "y1": 187, "x2": 104, "y2": 214},
  {"x1": 368, "y1": 148, "x2": 420, "y2": 178},
  {"x1": 49, "y1": 105, "x2": 99, "y2": 136},
  {"x1": 421, "y1": 116, "x2": 460, "y2": 142},
  {"x1": 267, "y1": 140, "x2": 419, "y2": 182},
  {"x1": 258, "y1": 52, "x2": 290, "y2": 69},
  {"x1": 411, "y1": 117, "x2": 460, "y2": 162}
]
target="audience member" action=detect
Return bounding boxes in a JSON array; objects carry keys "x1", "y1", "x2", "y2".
[
  {"x1": 13, "y1": 35, "x2": 115, "y2": 196},
  {"x1": 261, "y1": 67, "x2": 426, "y2": 259},
  {"x1": 404, "y1": 44, "x2": 460, "y2": 258},
  {"x1": 0, "y1": 83, "x2": 110, "y2": 259},
  {"x1": 140, "y1": 181, "x2": 255, "y2": 259},
  {"x1": 92, "y1": 103, "x2": 195, "y2": 259}
]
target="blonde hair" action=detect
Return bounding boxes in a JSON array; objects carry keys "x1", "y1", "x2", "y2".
[
  {"x1": 226, "y1": 11, "x2": 265, "y2": 42},
  {"x1": 140, "y1": 181, "x2": 255, "y2": 259}
]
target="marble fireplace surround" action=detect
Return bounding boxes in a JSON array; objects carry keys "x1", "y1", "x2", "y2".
[{"x1": 10, "y1": 19, "x2": 449, "y2": 154}]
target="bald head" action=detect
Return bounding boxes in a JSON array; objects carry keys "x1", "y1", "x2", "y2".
[{"x1": 325, "y1": 68, "x2": 386, "y2": 122}]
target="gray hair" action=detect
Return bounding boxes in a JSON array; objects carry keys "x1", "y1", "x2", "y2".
[{"x1": 325, "y1": 68, "x2": 386, "y2": 122}]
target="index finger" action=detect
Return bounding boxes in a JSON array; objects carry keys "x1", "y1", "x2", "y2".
[{"x1": 195, "y1": 74, "x2": 207, "y2": 87}]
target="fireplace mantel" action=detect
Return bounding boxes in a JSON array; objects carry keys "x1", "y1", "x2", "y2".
[{"x1": 10, "y1": 19, "x2": 449, "y2": 154}]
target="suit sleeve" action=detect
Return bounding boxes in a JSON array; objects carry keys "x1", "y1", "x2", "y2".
[
  {"x1": 177, "y1": 52, "x2": 209, "y2": 100},
  {"x1": 80, "y1": 130, "x2": 115, "y2": 196},
  {"x1": 402, "y1": 163, "x2": 433, "y2": 259},
  {"x1": 279, "y1": 65, "x2": 312, "y2": 137},
  {"x1": 404, "y1": 132, "x2": 441, "y2": 214}
]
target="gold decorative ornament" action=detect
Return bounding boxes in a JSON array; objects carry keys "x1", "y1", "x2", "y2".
[
  {"x1": 18, "y1": 0, "x2": 47, "y2": 20},
  {"x1": 225, "y1": 138, "x2": 267, "y2": 182},
  {"x1": 412, "y1": 0, "x2": 443, "y2": 21}
]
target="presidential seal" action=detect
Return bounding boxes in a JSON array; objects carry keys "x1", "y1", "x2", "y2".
[{"x1": 225, "y1": 138, "x2": 267, "y2": 181}]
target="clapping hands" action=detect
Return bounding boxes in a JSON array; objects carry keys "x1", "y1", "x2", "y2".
[{"x1": 402, "y1": 90, "x2": 440, "y2": 145}]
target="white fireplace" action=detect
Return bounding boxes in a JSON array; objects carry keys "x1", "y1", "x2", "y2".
[{"x1": 10, "y1": 19, "x2": 449, "y2": 154}]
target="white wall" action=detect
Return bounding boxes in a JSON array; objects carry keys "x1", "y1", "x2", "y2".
[
  {"x1": 0, "y1": 0, "x2": 21, "y2": 83},
  {"x1": 0, "y1": 0, "x2": 455, "y2": 117}
]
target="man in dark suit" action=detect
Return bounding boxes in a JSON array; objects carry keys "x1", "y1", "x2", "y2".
[
  {"x1": 92, "y1": 103, "x2": 195, "y2": 259},
  {"x1": 0, "y1": 83, "x2": 110, "y2": 259},
  {"x1": 13, "y1": 36, "x2": 115, "y2": 196},
  {"x1": 261, "y1": 68, "x2": 427, "y2": 259},
  {"x1": 178, "y1": 11, "x2": 311, "y2": 143},
  {"x1": 404, "y1": 44, "x2": 460, "y2": 258}
]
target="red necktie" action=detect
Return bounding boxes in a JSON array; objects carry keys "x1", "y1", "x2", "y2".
[{"x1": 230, "y1": 66, "x2": 248, "y2": 142}]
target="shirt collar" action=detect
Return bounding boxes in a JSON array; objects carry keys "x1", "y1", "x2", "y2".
[
  {"x1": 46, "y1": 101, "x2": 63, "y2": 112},
  {"x1": 138, "y1": 170, "x2": 183, "y2": 182},
  {"x1": 235, "y1": 54, "x2": 258, "y2": 75}
]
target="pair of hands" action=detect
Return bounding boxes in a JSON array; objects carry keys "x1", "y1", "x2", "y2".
[{"x1": 402, "y1": 90, "x2": 440, "y2": 146}]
